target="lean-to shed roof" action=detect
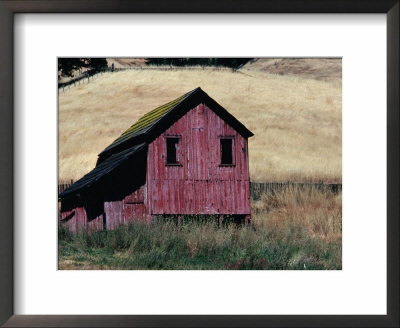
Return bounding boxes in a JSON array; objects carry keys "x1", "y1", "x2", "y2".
[{"x1": 59, "y1": 143, "x2": 146, "y2": 199}]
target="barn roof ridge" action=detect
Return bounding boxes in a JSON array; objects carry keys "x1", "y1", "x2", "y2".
[{"x1": 98, "y1": 87, "x2": 253, "y2": 161}]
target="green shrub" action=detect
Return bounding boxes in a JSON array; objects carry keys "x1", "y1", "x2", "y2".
[{"x1": 58, "y1": 223, "x2": 73, "y2": 242}]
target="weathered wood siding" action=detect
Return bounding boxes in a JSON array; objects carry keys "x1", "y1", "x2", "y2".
[
  {"x1": 148, "y1": 103, "x2": 251, "y2": 215},
  {"x1": 60, "y1": 206, "x2": 87, "y2": 234},
  {"x1": 61, "y1": 175, "x2": 148, "y2": 232},
  {"x1": 104, "y1": 184, "x2": 148, "y2": 229}
]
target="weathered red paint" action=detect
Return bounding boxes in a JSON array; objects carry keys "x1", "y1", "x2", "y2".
[
  {"x1": 61, "y1": 206, "x2": 88, "y2": 234},
  {"x1": 104, "y1": 185, "x2": 147, "y2": 229},
  {"x1": 148, "y1": 104, "x2": 250, "y2": 216},
  {"x1": 60, "y1": 103, "x2": 251, "y2": 231}
]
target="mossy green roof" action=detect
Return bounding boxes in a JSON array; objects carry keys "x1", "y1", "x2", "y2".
[
  {"x1": 98, "y1": 86, "x2": 253, "y2": 162},
  {"x1": 101, "y1": 89, "x2": 194, "y2": 154}
]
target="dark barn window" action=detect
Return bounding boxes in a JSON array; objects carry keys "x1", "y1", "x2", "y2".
[
  {"x1": 166, "y1": 137, "x2": 181, "y2": 165},
  {"x1": 220, "y1": 137, "x2": 234, "y2": 165}
]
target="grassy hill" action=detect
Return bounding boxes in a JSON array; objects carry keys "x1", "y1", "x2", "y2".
[
  {"x1": 241, "y1": 58, "x2": 342, "y2": 84},
  {"x1": 106, "y1": 58, "x2": 147, "y2": 68},
  {"x1": 58, "y1": 65, "x2": 341, "y2": 183}
]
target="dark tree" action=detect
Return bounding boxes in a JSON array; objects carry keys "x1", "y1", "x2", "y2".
[
  {"x1": 58, "y1": 58, "x2": 108, "y2": 77},
  {"x1": 58, "y1": 58, "x2": 83, "y2": 77},
  {"x1": 145, "y1": 58, "x2": 253, "y2": 69},
  {"x1": 88, "y1": 58, "x2": 108, "y2": 72}
]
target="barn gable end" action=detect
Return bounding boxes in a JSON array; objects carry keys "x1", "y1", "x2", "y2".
[{"x1": 148, "y1": 103, "x2": 250, "y2": 216}]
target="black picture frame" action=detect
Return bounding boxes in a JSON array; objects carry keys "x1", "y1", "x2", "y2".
[{"x1": 0, "y1": 1, "x2": 398, "y2": 327}]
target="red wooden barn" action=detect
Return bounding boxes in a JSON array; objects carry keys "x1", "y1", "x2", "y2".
[{"x1": 59, "y1": 87, "x2": 254, "y2": 232}]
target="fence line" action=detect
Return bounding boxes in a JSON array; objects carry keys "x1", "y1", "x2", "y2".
[
  {"x1": 58, "y1": 66, "x2": 242, "y2": 91},
  {"x1": 58, "y1": 69, "x2": 110, "y2": 90},
  {"x1": 58, "y1": 180, "x2": 74, "y2": 194},
  {"x1": 249, "y1": 182, "x2": 342, "y2": 200},
  {"x1": 58, "y1": 180, "x2": 342, "y2": 200}
]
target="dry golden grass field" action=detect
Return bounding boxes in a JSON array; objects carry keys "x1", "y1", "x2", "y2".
[
  {"x1": 107, "y1": 58, "x2": 147, "y2": 68},
  {"x1": 241, "y1": 58, "x2": 342, "y2": 84},
  {"x1": 58, "y1": 63, "x2": 341, "y2": 183}
]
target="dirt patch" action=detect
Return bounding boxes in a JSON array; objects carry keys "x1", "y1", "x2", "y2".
[{"x1": 58, "y1": 258, "x2": 110, "y2": 270}]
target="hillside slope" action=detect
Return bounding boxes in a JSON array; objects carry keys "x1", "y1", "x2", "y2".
[
  {"x1": 58, "y1": 67, "x2": 341, "y2": 183},
  {"x1": 106, "y1": 58, "x2": 147, "y2": 68},
  {"x1": 241, "y1": 58, "x2": 341, "y2": 84}
]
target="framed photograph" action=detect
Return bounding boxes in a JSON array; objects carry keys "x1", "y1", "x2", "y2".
[
  {"x1": 0, "y1": 1, "x2": 398, "y2": 327},
  {"x1": 57, "y1": 57, "x2": 342, "y2": 271}
]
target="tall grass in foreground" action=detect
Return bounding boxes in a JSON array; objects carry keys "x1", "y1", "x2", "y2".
[{"x1": 58, "y1": 187, "x2": 341, "y2": 270}]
